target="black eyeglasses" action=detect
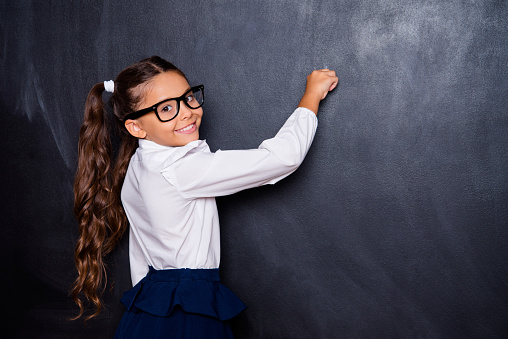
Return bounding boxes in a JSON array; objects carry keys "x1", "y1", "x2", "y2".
[{"x1": 124, "y1": 85, "x2": 204, "y2": 122}]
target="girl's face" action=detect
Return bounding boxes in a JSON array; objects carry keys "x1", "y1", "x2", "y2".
[{"x1": 128, "y1": 71, "x2": 203, "y2": 147}]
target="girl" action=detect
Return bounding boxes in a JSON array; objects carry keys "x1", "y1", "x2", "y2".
[{"x1": 72, "y1": 56, "x2": 338, "y2": 338}]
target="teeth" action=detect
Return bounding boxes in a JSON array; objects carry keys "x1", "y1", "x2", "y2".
[{"x1": 178, "y1": 124, "x2": 194, "y2": 132}]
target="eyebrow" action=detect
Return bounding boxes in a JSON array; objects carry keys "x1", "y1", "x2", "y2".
[{"x1": 159, "y1": 87, "x2": 192, "y2": 102}]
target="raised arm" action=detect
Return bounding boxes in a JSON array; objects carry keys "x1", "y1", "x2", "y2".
[{"x1": 165, "y1": 69, "x2": 339, "y2": 198}]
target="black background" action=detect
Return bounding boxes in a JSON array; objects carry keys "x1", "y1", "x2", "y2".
[{"x1": 1, "y1": 1, "x2": 507, "y2": 338}]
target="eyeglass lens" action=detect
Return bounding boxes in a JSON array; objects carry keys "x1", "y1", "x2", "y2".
[{"x1": 157, "y1": 87, "x2": 204, "y2": 121}]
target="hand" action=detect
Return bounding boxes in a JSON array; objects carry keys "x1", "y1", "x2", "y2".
[
  {"x1": 298, "y1": 69, "x2": 339, "y2": 115},
  {"x1": 305, "y1": 69, "x2": 339, "y2": 100}
]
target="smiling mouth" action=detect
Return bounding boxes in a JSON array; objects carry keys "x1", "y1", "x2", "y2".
[{"x1": 175, "y1": 123, "x2": 197, "y2": 134}]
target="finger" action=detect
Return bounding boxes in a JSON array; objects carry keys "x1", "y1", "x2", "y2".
[
  {"x1": 329, "y1": 81, "x2": 338, "y2": 92},
  {"x1": 328, "y1": 77, "x2": 339, "y2": 91},
  {"x1": 318, "y1": 70, "x2": 336, "y2": 78}
]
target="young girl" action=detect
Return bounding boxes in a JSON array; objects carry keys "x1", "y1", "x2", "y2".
[{"x1": 72, "y1": 56, "x2": 337, "y2": 338}]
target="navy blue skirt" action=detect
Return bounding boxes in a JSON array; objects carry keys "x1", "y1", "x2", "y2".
[{"x1": 114, "y1": 267, "x2": 246, "y2": 339}]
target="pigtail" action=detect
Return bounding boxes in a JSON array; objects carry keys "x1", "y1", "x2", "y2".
[
  {"x1": 71, "y1": 83, "x2": 129, "y2": 320},
  {"x1": 71, "y1": 56, "x2": 186, "y2": 320}
]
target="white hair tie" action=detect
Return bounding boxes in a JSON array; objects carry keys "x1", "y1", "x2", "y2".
[{"x1": 104, "y1": 80, "x2": 114, "y2": 93}]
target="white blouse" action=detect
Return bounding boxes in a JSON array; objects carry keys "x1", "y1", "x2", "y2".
[{"x1": 121, "y1": 107, "x2": 318, "y2": 285}]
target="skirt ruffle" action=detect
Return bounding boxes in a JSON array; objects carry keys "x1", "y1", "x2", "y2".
[{"x1": 120, "y1": 267, "x2": 246, "y2": 321}]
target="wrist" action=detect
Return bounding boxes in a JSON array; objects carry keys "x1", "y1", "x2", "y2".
[
  {"x1": 298, "y1": 91, "x2": 322, "y2": 115},
  {"x1": 303, "y1": 89, "x2": 323, "y2": 101}
]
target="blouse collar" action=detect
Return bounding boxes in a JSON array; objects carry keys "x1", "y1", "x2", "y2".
[{"x1": 137, "y1": 139, "x2": 209, "y2": 167}]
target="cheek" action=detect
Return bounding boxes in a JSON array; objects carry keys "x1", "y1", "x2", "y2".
[
  {"x1": 167, "y1": 121, "x2": 179, "y2": 132},
  {"x1": 152, "y1": 120, "x2": 177, "y2": 135},
  {"x1": 196, "y1": 109, "x2": 204, "y2": 120}
]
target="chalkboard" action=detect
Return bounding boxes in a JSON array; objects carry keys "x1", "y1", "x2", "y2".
[{"x1": 1, "y1": 0, "x2": 507, "y2": 338}]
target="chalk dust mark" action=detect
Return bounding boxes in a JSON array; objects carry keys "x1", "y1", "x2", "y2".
[{"x1": 18, "y1": 62, "x2": 75, "y2": 170}]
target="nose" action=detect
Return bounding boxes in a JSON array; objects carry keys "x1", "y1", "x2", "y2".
[{"x1": 179, "y1": 100, "x2": 192, "y2": 119}]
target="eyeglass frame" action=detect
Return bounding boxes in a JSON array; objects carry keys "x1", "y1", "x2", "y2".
[{"x1": 123, "y1": 85, "x2": 204, "y2": 122}]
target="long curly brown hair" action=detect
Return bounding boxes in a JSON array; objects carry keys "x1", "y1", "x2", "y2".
[{"x1": 71, "y1": 56, "x2": 186, "y2": 320}]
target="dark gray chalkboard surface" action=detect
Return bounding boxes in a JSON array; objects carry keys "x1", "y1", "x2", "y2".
[{"x1": 1, "y1": 1, "x2": 507, "y2": 338}]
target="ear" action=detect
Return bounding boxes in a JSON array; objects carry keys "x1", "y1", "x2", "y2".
[{"x1": 124, "y1": 119, "x2": 147, "y2": 139}]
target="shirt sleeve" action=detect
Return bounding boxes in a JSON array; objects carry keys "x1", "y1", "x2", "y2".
[{"x1": 162, "y1": 107, "x2": 318, "y2": 198}]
